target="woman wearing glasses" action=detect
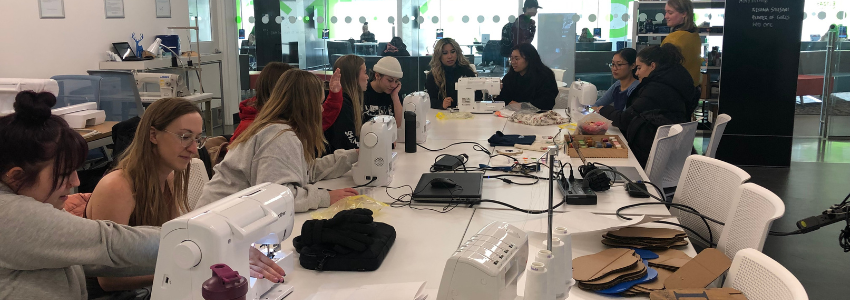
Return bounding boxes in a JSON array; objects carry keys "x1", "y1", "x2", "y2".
[
  {"x1": 594, "y1": 48, "x2": 640, "y2": 111},
  {"x1": 86, "y1": 98, "x2": 285, "y2": 296}
]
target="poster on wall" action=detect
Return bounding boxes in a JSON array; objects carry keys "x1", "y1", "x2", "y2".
[
  {"x1": 104, "y1": 0, "x2": 125, "y2": 18},
  {"x1": 39, "y1": 0, "x2": 65, "y2": 19},
  {"x1": 156, "y1": 0, "x2": 171, "y2": 18}
]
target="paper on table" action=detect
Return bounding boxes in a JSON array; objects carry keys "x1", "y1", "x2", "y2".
[
  {"x1": 522, "y1": 211, "x2": 668, "y2": 240},
  {"x1": 345, "y1": 281, "x2": 428, "y2": 300}
]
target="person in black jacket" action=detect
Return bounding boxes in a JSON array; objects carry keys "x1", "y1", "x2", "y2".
[
  {"x1": 426, "y1": 38, "x2": 478, "y2": 109},
  {"x1": 594, "y1": 43, "x2": 694, "y2": 168},
  {"x1": 496, "y1": 43, "x2": 558, "y2": 110},
  {"x1": 323, "y1": 55, "x2": 369, "y2": 155},
  {"x1": 381, "y1": 37, "x2": 410, "y2": 57}
]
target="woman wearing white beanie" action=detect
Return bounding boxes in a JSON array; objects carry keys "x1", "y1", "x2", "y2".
[{"x1": 363, "y1": 56, "x2": 404, "y2": 128}]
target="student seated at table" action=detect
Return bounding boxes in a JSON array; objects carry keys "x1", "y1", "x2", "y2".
[
  {"x1": 594, "y1": 44, "x2": 693, "y2": 168},
  {"x1": 496, "y1": 43, "x2": 559, "y2": 110},
  {"x1": 363, "y1": 56, "x2": 403, "y2": 128},
  {"x1": 382, "y1": 37, "x2": 410, "y2": 57},
  {"x1": 198, "y1": 69, "x2": 359, "y2": 213},
  {"x1": 0, "y1": 91, "x2": 160, "y2": 300},
  {"x1": 86, "y1": 98, "x2": 286, "y2": 297},
  {"x1": 594, "y1": 48, "x2": 640, "y2": 111},
  {"x1": 426, "y1": 38, "x2": 478, "y2": 109},
  {"x1": 323, "y1": 55, "x2": 369, "y2": 154},
  {"x1": 234, "y1": 62, "x2": 344, "y2": 143}
]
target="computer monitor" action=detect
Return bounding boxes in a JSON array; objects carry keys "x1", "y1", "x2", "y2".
[
  {"x1": 112, "y1": 42, "x2": 139, "y2": 60},
  {"x1": 840, "y1": 25, "x2": 847, "y2": 39}
]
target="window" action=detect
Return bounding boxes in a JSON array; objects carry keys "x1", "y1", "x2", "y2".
[{"x1": 189, "y1": 0, "x2": 213, "y2": 42}]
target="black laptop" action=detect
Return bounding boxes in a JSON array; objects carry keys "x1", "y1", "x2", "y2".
[
  {"x1": 411, "y1": 172, "x2": 484, "y2": 204},
  {"x1": 112, "y1": 42, "x2": 144, "y2": 61}
]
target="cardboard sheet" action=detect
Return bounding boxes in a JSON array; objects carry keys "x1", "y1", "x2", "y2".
[
  {"x1": 523, "y1": 211, "x2": 668, "y2": 239},
  {"x1": 650, "y1": 288, "x2": 748, "y2": 300},
  {"x1": 664, "y1": 248, "x2": 732, "y2": 290},
  {"x1": 573, "y1": 248, "x2": 640, "y2": 281}
]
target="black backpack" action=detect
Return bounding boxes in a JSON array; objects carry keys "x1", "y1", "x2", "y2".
[{"x1": 500, "y1": 22, "x2": 514, "y2": 58}]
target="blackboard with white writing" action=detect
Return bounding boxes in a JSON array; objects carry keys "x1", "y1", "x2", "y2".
[{"x1": 716, "y1": 0, "x2": 804, "y2": 167}]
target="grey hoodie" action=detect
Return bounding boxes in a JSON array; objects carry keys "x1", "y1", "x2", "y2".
[
  {"x1": 0, "y1": 184, "x2": 160, "y2": 300},
  {"x1": 197, "y1": 123, "x2": 358, "y2": 212}
]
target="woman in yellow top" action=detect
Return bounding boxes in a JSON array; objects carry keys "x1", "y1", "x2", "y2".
[{"x1": 663, "y1": 0, "x2": 700, "y2": 88}]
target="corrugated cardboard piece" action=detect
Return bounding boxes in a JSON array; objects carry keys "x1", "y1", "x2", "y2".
[
  {"x1": 603, "y1": 227, "x2": 689, "y2": 250},
  {"x1": 650, "y1": 288, "x2": 748, "y2": 300},
  {"x1": 664, "y1": 248, "x2": 732, "y2": 290},
  {"x1": 572, "y1": 248, "x2": 649, "y2": 291},
  {"x1": 648, "y1": 249, "x2": 692, "y2": 271}
]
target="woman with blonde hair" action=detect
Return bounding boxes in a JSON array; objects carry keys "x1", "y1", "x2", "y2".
[
  {"x1": 198, "y1": 69, "x2": 358, "y2": 213},
  {"x1": 87, "y1": 98, "x2": 285, "y2": 296},
  {"x1": 425, "y1": 38, "x2": 478, "y2": 109},
  {"x1": 323, "y1": 54, "x2": 369, "y2": 153},
  {"x1": 663, "y1": 0, "x2": 701, "y2": 113}
]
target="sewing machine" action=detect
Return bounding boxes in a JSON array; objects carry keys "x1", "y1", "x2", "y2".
[
  {"x1": 353, "y1": 115, "x2": 398, "y2": 187},
  {"x1": 397, "y1": 91, "x2": 430, "y2": 143},
  {"x1": 0, "y1": 78, "x2": 106, "y2": 128},
  {"x1": 151, "y1": 183, "x2": 296, "y2": 300},
  {"x1": 437, "y1": 221, "x2": 529, "y2": 300},
  {"x1": 135, "y1": 73, "x2": 187, "y2": 99},
  {"x1": 567, "y1": 80, "x2": 598, "y2": 121},
  {"x1": 456, "y1": 77, "x2": 504, "y2": 114}
]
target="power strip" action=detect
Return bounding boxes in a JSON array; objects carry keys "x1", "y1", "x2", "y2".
[{"x1": 557, "y1": 177, "x2": 597, "y2": 205}]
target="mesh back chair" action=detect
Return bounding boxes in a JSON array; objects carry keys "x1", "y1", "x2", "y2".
[
  {"x1": 646, "y1": 121, "x2": 699, "y2": 190},
  {"x1": 671, "y1": 155, "x2": 751, "y2": 249},
  {"x1": 723, "y1": 248, "x2": 809, "y2": 300},
  {"x1": 717, "y1": 183, "x2": 785, "y2": 260},
  {"x1": 50, "y1": 75, "x2": 102, "y2": 108},
  {"x1": 645, "y1": 124, "x2": 683, "y2": 190},
  {"x1": 86, "y1": 70, "x2": 144, "y2": 121},
  {"x1": 705, "y1": 114, "x2": 732, "y2": 158},
  {"x1": 187, "y1": 158, "x2": 209, "y2": 211}
]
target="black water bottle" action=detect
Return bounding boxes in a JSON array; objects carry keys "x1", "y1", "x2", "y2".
[{"x1": 404, "y1": 111, "x2": 416, "y2": 153}]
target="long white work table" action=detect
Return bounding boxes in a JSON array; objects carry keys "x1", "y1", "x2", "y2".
[{"x1": 281, "y1": 109, "x2": 692, "y2": 300}]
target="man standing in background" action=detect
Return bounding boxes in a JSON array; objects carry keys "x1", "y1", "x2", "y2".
[{"x1": 513, "y1": 0, "x2": 541, "y2": 47}]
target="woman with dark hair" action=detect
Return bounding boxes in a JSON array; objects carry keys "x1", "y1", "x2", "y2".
[
  {"x1": 594, "y1": 48, "x2": 640, "y2": 111},
  {"x1": 497, "y1": 43, "x2": 559, "y2": 110},
  {"x1": 0, "y1": 91, "x2": 160, "y2": 299},
  {"x1": 426, "y1": 37, "x2": 478, "y2": 109},
  {"x1": 594, "y1": 44, "x2": 694, "y2": 168},
  {"x1": 382, "y1": 37, "x2": 410, "y2": 57}
]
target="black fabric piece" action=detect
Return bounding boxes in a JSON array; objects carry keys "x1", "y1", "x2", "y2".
[
  {"x1": 598, "y1": 64, "x2": 693, "y2": 168},
  {"x1": 323, "y1": 94, "x2": 359, "y2": 155},
  {"x1": 425, "y1": 64, "x2": 478, "y2": 109},
  {"x1": 111, "y1": 116, "x2": 141, "y2": 163},
  {"x1": 294, "y1": 222, "x2": 396, "y2": 272},
  {"x1": 363, "y1": 83, "x2": 394, "y2": 122},
  {"x1": 496, "y1": 69, "x2": 559, "y2": 110},
  {"x1": 488, "y1": 131, "x2": 537, "y2": 146}
]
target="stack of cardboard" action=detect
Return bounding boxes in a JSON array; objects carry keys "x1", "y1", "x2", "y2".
[
  {"x1": 602, "y1": 227, "x2": 688, "y2": 249},
  {"x1": 650, "y1": 288, "x2": 748, "y2": 300},
  {"x1": 572, "y1": 248, "x2": 648, "y2": 291},
  {"x1": 622, "y1": 250, "x2": 692, "y2": 295}
]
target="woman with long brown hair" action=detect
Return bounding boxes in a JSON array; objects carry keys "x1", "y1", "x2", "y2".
[
  {"x1": 425, "y1": 38, "x2": 477, "y2": 109},
  {"x1": 323, "y1": 54, "x2": 369, "y2": 154},
  {"x1": 198, "y1": 69, "x2": 358, "y2": 213},
  {"x1": 231, "y1": 62, "x2": 292, "y2": 143}
]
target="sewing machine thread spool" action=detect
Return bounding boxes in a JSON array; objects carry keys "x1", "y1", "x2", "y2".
[
  {"x1": 535, "y1": 250, "x2": 556, "y2": 300},
  {"x1": 524, "y1": 262, "x2": 549, "y2": 300},
  {"x1": 553, "y1": 227, "x2": 575, "y2": 289},
  {"x1": 543, "y1": 237, "x2": 567, "y2": 299}
]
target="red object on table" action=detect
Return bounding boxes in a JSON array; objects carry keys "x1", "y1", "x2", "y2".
[
  {"x1": 796, "y1": 75, "x2": 825, "y2": 97},
  {"x1": 248, "y1": 71, "x2": 261, "y2": 90}
]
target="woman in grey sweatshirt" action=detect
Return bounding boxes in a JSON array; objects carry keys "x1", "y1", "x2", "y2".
[
  {"x1": 197, "y1": 69, "x2": 360, "y2": 212},
  {"x1": 0, "y1": 91, "x2": 161, "y2": 300}
]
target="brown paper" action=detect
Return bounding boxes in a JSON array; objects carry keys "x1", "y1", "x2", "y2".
[
  {"x1": 664, "y1": 248, "x2": 733, "y2": 290},
  {"x1": 581, "y1": 259, "x2": 646, "y2": 285},
  {"x1": 636, "y1": 267, "x2": 676, "y2": 291},
  {"x1": 650, "y1": 288, "x2": 748, "y2": 300},
  {"x1": 573, "y1": 248, "x2": 640, "y2": 281}
]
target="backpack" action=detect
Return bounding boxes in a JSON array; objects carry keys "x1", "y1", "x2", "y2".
[{"x1": 500, "y1": 22, "x2": 514, "y2": 58}]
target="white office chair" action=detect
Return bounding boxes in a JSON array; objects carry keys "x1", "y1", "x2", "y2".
[
  {"x1": 704, "y1": 114, "x2": 731, "y2": 158},
  {"x1": 671, "y1": 155, "x2": 751, "y2": 249},
  {"x1": 646, "y1": 121, "x2": 698, "y2": 191},
  {"x1": 723, "y1": 248, "x2": 809, "y2": 300},
  {"x1": 717, "y1": 183, "x2": 785, "y2": 260},
  {"x1": 187, "y1": 158, "x2": 209, "y2": 211}
]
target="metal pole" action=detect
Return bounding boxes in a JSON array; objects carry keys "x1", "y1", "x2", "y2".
[
  {"x1": 547, "y1": 145, "x2": 557, "y2": 251},
  {"x1": 819, "y1": 26, "x2": 838, "y2": 139}
]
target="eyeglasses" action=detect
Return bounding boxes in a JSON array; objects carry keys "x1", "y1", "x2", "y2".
[
  {"x1": 162, "y1": 129, "x2": 207, "y2": 149},
  {"x1": 608, "y1": 62, "x2": 630, "y2": 70}
]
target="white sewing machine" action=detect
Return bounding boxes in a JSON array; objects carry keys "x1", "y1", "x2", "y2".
[
  {"x1": 437, "y1": 221, "x2": 529, "y2": 300},
  {"x1": 151, "y1": 183, "x2": 296, "y2": 300},
  {"x1": 136, "y1": 73, "x2": 187, "y2": 99},
  {"x1": 568, "y1": 80, "x2": 598, "y2": 121},
  {"x1": 397, "y1": 91, "x2": 430, "y2": 143},
  {"x1": 456, "y1": 77, "x2": 504, "y2": 114},
  {"x1": 0, "y1": 78, "x2": 106, "y2": 128},
  {"x1": 353, "y1": 115, "x2": 398, "y2": 187}
]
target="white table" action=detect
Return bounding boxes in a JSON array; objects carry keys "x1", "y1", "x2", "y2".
[{"x1": 141, "y1": 92, "x2": 215, "y2": 135}]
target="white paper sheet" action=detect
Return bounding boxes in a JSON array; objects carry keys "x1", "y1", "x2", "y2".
[{"x1": 522, "y1": 211, "x2": 668, "y2": 242}]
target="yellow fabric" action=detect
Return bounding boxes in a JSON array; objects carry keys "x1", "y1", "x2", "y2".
[{"x1": 662, "y1": 30, "x2": 702, "y2": 87}]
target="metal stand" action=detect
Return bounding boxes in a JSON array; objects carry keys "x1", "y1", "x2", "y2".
[
  {"x1": 547, "y1": 145, "x2": 557, "y2": 251},
  {"x1": 820, "y1": 26, "x2": 838, "y2": 139}
]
